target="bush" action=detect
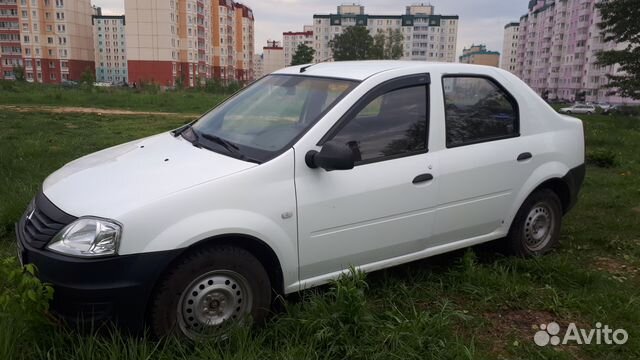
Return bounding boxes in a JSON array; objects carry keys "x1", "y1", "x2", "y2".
[
  {"x1": 587, "y1": 148, "x2": 618, "y2": 168},
  {"x1": 613, "y1": 105, "x2": 640, "y2": 117}
]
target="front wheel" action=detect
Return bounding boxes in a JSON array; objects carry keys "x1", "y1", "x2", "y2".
[
  {"x1": 506, "y1": 189, "x2": 562, "y2": 257},
  {"x1": 148, "y1": 245, "x2": 272, "y2": 339}
]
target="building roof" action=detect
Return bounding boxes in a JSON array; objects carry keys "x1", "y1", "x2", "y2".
[
  {"x1": 504, "y1": 22, "x2": 520, "y2": 29},
  {"x1": 273, "y1": 61, "x2": 505, "y2": 81}
]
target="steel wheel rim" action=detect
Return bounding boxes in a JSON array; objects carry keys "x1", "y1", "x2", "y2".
[
  {"x1": 177, "y1": 270, "x2": 253, "y2": 339},
  {"x1": 524, "y1": 202, "x2": 555, "y2": 252}
]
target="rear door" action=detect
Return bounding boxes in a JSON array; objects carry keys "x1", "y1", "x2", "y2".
[{"x1": 430, "y1": 75, "x2": 536, "y2": 245}]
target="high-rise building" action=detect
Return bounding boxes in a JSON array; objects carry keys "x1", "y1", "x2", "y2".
[
  {"x1": 283, "y1": 25, "x2": 313, "y2": 66},
  {"x1": 125, "y1": 0, "x2": 180, "y2": 87},
  {"x1": 501, "y1": 22, "x2": 519, "y2": 73},
  {"x1": 253, "y1": 53, "x2": 262, "y2": 78},
  {"x1": 93, "y1": 14, "x2": 127, "y2": 84},
  {"x1": 312, "y1": 3, "x2": 458, "y2": 63},
  {"x1": 513, "y1": 0, "x2": 638, "y2": 104},
  {"x1": 212, "y1": 0, "x2": 254, "y2": 84},
  {"x1": 233, "y1": 3, "x2": 253, "y2": 82},
  {"x1": 18, "y1": 0, "x2": 95, "y2": 84},
  {"x1": 0, "y1": 0, "x2": 21, "y2": 80},
  {"x1": 126, "y1": 0, "x2": 254, "y2": 88},
  {"x1": 459, "y1": 44, "x2": 500, "y2": 67},
  {"x1": 262, "y1": 40, "x2": 283, "y2": 75}
]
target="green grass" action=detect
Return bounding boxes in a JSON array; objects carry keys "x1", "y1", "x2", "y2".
[
  {"x1": 0, "y1": 103, "x2": 639, "y2": 359},
  {"x1": 0, "y1": 81, "x2": 228, "y2": 114}
]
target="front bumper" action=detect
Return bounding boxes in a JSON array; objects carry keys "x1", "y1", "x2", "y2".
[{"x1": 16, "y1": 217, "x2": 182, "y2": 331}]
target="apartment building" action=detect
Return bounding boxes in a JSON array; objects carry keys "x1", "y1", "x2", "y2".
[
  {"x1": 283, "y1": 25, "x2": 313, "y2": 66},
  {"x1": 92, "y1": 14, "x2": 127, "y2": 84},
  {"x1": 514, "y1": 0, "x2": 637, "y2": 104},
  {"x1": 211, "y1": 0, "x2": 253, "y2": 84},
  {"x1": 18, "y1": 0, "x2": 94, "y2": 84},
  {"x1": 0, "y1": 0, "x2": 21, "y2": 80},
  {"x1": 501, "y1": 22, "x2": 519, "y2": 73},
  {"x1": 312, "y1": 3, "x2": 458, "y2": 63},
  {"x1": 262, "y1": 40, "x2": 283, "y2": 75},
  {"x1": 126, "y1": 0, "x2": 254, "y2": 88},
  {"x1": 233, "y1": 3, "x2": 253, "y2": 82},
  {"x1": 459, "y1": 44, "x2": 500, "y2": 67},
  {"x1": 253, "y1": 52, "x2": 262, "y2": 78}
]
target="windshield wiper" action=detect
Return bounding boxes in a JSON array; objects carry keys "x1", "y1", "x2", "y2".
[{"x1": 200, "y1": 133, "x2": 261, "y2": 164}]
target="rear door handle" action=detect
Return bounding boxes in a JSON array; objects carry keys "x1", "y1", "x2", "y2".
[
  {"x1": 413, "y1": 173, "x2": 434, "y2": 184},
  {"x1": 517, "y1": 152, "x2": 533, "y2": 161}
]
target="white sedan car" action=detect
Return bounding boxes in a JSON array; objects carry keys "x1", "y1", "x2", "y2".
[
  {"x1": 16, "y1": 61, "x2": 585, "y2": 338},
  {"x1": 559, "y1": 104, "x2": 596, "y2": 114}
]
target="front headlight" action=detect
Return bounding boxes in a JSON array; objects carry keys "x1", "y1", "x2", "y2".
[{"x1": 47, "y1": 217, "x2": 122, "y2": 257}]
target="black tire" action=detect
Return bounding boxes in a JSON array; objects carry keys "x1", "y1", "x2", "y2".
[
  {"x1": 565, "y1": 111, "x2": 572, "y2": 114},
  {"x1": 148, "y1": 245, "x2": 271, "y2": 339},
  {"x1": 506, "y1": 189, "x2": 562, "y2": 257},
  {"x1": 586, "y1": 111, "x2": 592, "y2": 115}
]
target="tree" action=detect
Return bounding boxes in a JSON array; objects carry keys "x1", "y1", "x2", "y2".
[
  {"x1": 80, "y1": 68, "x2": 95, "y2": 85},
  {"x1": 596, "y1": 0, "x2": 640, "y2": 99},
  {"x1": 291, "y1": 43, "x2": 315, "y2": 65},
  {"x1": 364, "y1": 28, "x2": 405, "y2": 60},
  {"x1": 329, "y1": 26, "x2": 374, "y2": 61},
  {"x1": 12, "y1": 65, "x2": 25, "y2": 82}
]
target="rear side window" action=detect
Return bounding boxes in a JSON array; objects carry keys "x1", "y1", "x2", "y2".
[
  {"x1": 329, "y1": 85, "x2": 428, "y2": 163},
  {"x1": 442, "y1": 76, "x2": 519, "y2": 148}
]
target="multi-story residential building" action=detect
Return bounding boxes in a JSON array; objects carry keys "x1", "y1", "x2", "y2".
[
  {"x1": 283, "y1": 25, "x2": 313, "y2": 66},
  {"x1": 18, "y1": 0, "x2": 95, "y2": 84},
  {"x1": 253, "y1": 53, "x2": 262, "y2": 78},
  {"x1": 514, "y1": 0, "x2": 637, "y2": 104},
  {"x1": 126, "y1": 0, "x2": 254, "y2": 88},
  {"x1": 212, "y1": 0, "x2": 254, "y2": 84},
  {"x1": 0, "y1": 0, "x2": 21, "y2": 80},
  {"x1": 262, "y1": 40, "x2": 283, "y2": 75},
  {"x1": 312, "y1": 3, "x2": 458, "y2": 63},
  {"x1": 233, "y1": 3, "x2": 253, "y2": 82},
  {"x1": 125, "y1": 0, "x2": 180, "y2": 87},
  {"x1": 501, "y1": 22, "x2": 519, "y2": 73},
  {"x1": 93, "y1": 14, "x2": 127, "y2": 84},
  {"x1": 459, "y1": 44, "x2": 500, "y2": 67}
]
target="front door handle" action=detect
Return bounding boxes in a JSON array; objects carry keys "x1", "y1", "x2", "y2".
[
  {"x1": 517, "y1": 152, "x2": 533, "y2": 161},
  {"x1": 413, "y1": 173, "x2": 434, "y2": 184}
]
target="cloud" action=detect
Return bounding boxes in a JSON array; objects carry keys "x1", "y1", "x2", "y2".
[{"x1": 92, "y1": 0, "x2": 531, "y2": 57}]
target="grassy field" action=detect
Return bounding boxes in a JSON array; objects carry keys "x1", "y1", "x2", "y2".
[
  {"x1": 0, "y1": 91, "x2": 639, "y2": 359},
  {"x1": 0, "y1": 80, "x2": 228, "y2": 114}
]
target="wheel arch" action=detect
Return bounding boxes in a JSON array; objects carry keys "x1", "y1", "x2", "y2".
[{"x1": 166, "y1": 234, "x2": 285, "y2": 295}]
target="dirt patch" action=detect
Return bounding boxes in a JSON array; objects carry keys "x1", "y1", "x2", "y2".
[
  {"x1": 633, "y1": 206, "x2": 640, "y2": 214},
  {"x1": 593, "y1": 256, "x2": 639, "y2": 278},
  {"x1": 480, "y1": 310, "x2": 587, "y2": 358},
  {"x1": 0, "y1": 105, "x2": 198, "y2": 118}
]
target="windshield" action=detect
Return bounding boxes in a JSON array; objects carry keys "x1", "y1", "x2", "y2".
[{"x1": 190, "y1": 75, "x2": 359, "y2": 163}]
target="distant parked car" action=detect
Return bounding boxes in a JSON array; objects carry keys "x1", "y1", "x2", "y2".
[
  {"x1": 61, "y1": 80, "x2": 78, "y2": 87},
  {"x1": 559, "y1": 104, "x2": 596, "y2": 115},
  {"x1": 93, "y1": 82, "x2": 113, "y2": 88}
]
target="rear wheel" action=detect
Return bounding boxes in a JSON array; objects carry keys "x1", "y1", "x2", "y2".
[
  {"x1": 506, "y1": 189, "x2": 562, "y2": 257},
  {"x1": 148, "y1": 245, "x2": 271, "y2": 339}
]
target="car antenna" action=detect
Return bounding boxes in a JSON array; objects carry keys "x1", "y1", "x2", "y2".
[{"x1": 299, "y1": 57, "x2": 333, "y2": 73}]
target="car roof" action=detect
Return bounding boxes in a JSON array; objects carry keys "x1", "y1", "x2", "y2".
[{"x1": 272, "y1": 60, "x2": 503, "y2": 81}]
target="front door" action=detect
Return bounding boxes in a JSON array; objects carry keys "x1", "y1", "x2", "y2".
[{"x1": 294, "y1": 75, "x2": 440, "y2": 281}]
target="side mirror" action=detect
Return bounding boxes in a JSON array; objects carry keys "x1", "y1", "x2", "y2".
[{"x1": 305, "y1": 141, "x2": 355, "y2": 171}]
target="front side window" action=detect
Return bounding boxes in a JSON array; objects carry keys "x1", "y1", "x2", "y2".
[
  {"x1": 192, "y1": 75, "x2": 357, "y2": 163},
  {"x1": 329, "y1": 85, "x2": 428, "y2": 163},
  {"x1": 443, "y1": 76, "x2": 518, "y2": 148}
]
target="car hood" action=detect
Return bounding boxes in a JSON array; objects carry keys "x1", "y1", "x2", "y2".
[{"x1": 43, "y1": 132, "x2": 257, "y2": 219}]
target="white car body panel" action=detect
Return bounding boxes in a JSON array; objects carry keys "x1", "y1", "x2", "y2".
[{"x1": 40, "y1": 61, "x2": 585, "y2": 295}]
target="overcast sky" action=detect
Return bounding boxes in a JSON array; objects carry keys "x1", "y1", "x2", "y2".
[{"x1": 94, "y1": 0, "x2": 530, "y2": 57}]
